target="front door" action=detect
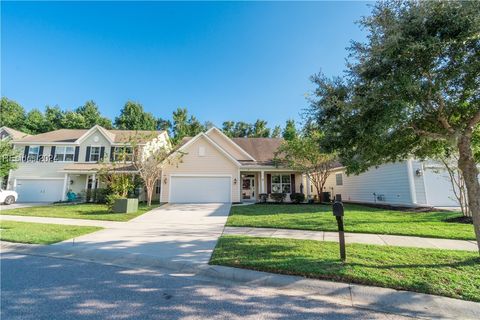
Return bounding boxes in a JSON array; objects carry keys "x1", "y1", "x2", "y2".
[{"x1": 242, "y1": 176, "x2": 255, "y2": 200}]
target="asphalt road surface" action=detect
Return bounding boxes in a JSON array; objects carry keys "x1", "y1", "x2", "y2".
[{"x1": 1, "y1": 253, "x2": 409, "y2": 320}]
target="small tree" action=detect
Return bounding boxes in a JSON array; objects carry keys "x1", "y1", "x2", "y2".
[
  {"x1": 436, "y1": 154, "x2": 470, "y2": 218},
  {"x1": 133, "y1": 134, "x2": 179, "y2": 206},
  {"x1": 275, "y1": 135, "x2": 337, "y2": 202},
  {"x1": 0, "y1": 140, "x2": 20, "y2": 184}
]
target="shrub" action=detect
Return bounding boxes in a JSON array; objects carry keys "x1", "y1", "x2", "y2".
[
  {"x1": 93, "y1": 188, "x2": 109, "y2": 204},
  {"x1": 290, "y1": 193, "x2": 305, "y2": 204},
  {"x1": 105, "y1": 193, "x2": 123, "y2": 210},
  {"x1": 258, "y1": 193, "x2": 268, "y2": 203},
  {"x1": 270, "y1": 193, "x2": 286, "y2": 203}
]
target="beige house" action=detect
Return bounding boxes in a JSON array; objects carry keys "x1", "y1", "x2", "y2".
[
  {"x1": 7, "y1": 125, "x2": 306, "y2": 203},
  {"x1": 8, "y1": 125, "x2": 167, "y2": 202},
  {"x1": 160, "y1": 127, "x2": 307, "y2": 203}
]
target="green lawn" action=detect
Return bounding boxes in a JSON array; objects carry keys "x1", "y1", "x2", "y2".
[
  {"x1": 211, "y1": 235, "x2": 480, "y2": 302},
  {"x1": 0, "y1": 203, "x2": 161, "y2": 221},
  {"x1": 227, "y1": 204, "x2": 475, "y2": 240},
  {"x1": 0, "y1": 220, "x2": 102, "y2": 244}
]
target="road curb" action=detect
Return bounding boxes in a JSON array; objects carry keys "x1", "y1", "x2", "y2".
[{"x1": 2, "y1": 241, "x2": 479, "y2": 320}]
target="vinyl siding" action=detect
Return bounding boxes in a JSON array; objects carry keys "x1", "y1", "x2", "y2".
[
  {"x1": 323, "y1": 162, "x2": 415, "y2": 206},
  {"x1": 161, "y1": 135, "x2": 240, "y2": 203},
  {"x1": 206, "y1": 129, "x2": 252, "y2": 161}
]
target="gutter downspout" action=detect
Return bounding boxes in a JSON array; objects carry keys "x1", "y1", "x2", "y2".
[{"x1": 406, "y1": 159, "x2": 418, "y2": 206}]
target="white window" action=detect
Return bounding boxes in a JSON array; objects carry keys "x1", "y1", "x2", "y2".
[
  {"x1": 271, "y1": 174, "x2": 291, "y2": 193},
  {"x1": 336, "y1": 173, "x2": 343, "y2": 186},
  {"x1": 55, "y1": 146, "x2": 75, "y2": 162},
  {"x1": 114, "y1": 147, "x2": 133, "y2": 162},
  {"x1": 27, "y1": 146, "x2": 40, "y2": 161},
  {"x1": 90, "y1": 147, "x2": 101, "y2": 162}
]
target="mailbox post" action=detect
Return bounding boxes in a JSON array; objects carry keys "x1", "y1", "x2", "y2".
[{"x1": 332, "y1": 201, "x2": 346, "y2": 262}]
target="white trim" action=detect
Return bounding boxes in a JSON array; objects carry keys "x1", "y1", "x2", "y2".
[
  {"x1": 168, "y1": 174, "x2": 233, "y2": 203},
  {"x1": 14, "y1": 177, "x2": 64, "y2": 180},
  {"x1": 205, "y1": 127, "x2": 256, "y2": 161},
  {"x1": 62, "y1": 173, "x2": 69, "y2": 201},
  {"x1": 76, "y1": 125, "x2": 114, "y2": 144},
  {"x1": 406, "y1": 159, "x2": 417, "y2": 204}
]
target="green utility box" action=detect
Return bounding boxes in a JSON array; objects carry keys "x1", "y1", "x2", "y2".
[{"x1": 112, "y1": 198, "x2": 139, "y2": 213}]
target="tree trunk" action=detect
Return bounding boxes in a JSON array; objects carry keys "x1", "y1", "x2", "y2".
[{"x1": 457, "y1": 136, "x2": 480, "y2": 253}]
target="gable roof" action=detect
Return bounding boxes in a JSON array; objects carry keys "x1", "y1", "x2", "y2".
[
  {"x1": 0, "y1": 126, "x2": 31, "y2": 140},
  {"x1": 14, "y1": 126, "x2": 165, "y2": 144},
  {"x1": 169, "y1": 132, "x2": 241, "y2": 167},
  {"x1": 205, "y1": 127, "x2": 255, "y2": 161},
  {"x1": 232, "y1": 137, "x2": 284, "y2": 165}
]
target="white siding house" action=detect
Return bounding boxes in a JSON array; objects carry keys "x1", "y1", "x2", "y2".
[{"x1": 323, "y1": 159, "x2": 469, "y2": 208}]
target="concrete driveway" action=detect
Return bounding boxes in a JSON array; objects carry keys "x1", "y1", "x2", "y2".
[
  {"x1": 0, "y1": 202, "x2": 49, "y2": 211},
  {"x1": 54, "y1": 203, "x2": 231, "y2": 267}
]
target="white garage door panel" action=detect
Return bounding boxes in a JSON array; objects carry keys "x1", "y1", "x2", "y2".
[
  {"x1": 16, "y1": 179, "x2": 64, "y2": 202},
  {"x1": 170, "y1": 176, "x2": 231, "y2": 203}
]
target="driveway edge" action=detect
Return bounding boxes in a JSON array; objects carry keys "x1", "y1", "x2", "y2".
[{"x1": 2, "y1": 241, "x2": 479, "y2": 320}]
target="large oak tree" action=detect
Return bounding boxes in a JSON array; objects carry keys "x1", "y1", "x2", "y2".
[{"x1": 309, "y1": 1, "x2": 480, "y2": 251}]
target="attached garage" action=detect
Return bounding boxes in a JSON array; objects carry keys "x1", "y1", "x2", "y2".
[
  {"x1": 169, "y1": 176, "x2": 231, "y2": 203},
  {"x1": 15, "y1": 179, "x2": 64, "y2": 202}
]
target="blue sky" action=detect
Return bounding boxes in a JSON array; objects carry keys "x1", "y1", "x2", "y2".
[{"x1": 1, "y1": 1, "x2": 371, "y2": 128}]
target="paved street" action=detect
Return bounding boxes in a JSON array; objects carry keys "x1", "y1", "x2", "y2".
[{"x1": 1, "y1": 252, "x2": 409, "y2": 320}]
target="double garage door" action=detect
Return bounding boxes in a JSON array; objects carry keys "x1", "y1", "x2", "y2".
[
  {"x1": 169, "y1": 176, "x2": 231, "y2": 203},
  {"x1": 15, "y1": 179, "x2": 64, "y2": 202}
]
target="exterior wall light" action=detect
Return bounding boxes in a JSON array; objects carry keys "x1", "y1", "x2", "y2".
[
  {"x1": 233, "y1": 178, "x2": 237, "y2": 184},
  {"x1": 163, "y1": 177, "x2": 168, "y2": 184}
]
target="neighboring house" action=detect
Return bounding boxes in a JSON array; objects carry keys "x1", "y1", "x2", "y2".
[
  {"x1": 0, "y1": 126, "x2": 30, "y2": 188},
  {"x1": 323, "y1": 159, "x2": 476, "y2": 208},
  {"x1": 8, "y1": 125, "x2": 168, "y2": 202},
  {"x1": 0, "y1": 126, "x2": 31, "y2": 141},
  {"x1": 160, "y1": 127, "x2": 306, "y2": 203}
]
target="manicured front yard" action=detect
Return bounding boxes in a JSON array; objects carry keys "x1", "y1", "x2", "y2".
[
  {"x1": 0, "y1": 203, "x2": 162, "y2": 221},
  {"x1": 211, "y1": 235, "x2": 480, "y2": 302},
  {"x1": 0, "y1": 220, "x2": 102, "y2": 244},
  {"x1": 227, "y1": 204, "x2": 475, "y2": 240}
]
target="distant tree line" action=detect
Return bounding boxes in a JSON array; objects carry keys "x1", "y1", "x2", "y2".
[{"x1": 0, "y1": 97, "x2": 298, "y2": 143}]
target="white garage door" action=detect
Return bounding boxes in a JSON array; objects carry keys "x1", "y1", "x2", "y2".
[
  {"x1": 15, "y1": 179, "x2": 64, "y2": 202},
  {"x1": 169, "y1": 176, "x2": 231, "y2": 203}
]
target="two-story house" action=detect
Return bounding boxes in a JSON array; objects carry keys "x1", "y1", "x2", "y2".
[{"x1": 8, "y1": 125, "x2": 168, "y2": 202}]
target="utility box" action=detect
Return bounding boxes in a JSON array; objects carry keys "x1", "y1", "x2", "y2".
[{"x1": 113, "y1": 198, "x2": 139, "y2": 213}]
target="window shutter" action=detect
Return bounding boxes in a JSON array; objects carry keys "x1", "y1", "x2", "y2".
[
  {"x1": 23, "y1": 146, "x2": 30, "y2": 162},
  {"x1": 267, "y1": 174, "x2": 271, "y2": 194},
  {"x1": 85, "y1": 146, "x2": 91, "y2": 162},
  {"x1": 74, "y1": 146, "x2": 80, "y2": 162},
  {"x1": 110, "y1": 147, "x2": 115, "y2": 162},
  {"x1": 37, "y1": 146, "x2": 44, "y2": 161},
  {"x1": 50, "y1": 146, "x2": 56, "y2": 162},
  {"x1": 290, "y1": 174, "x2": 296, "y2": 193},
  {"x1": 100, "y1": 147, "x2": 105, "y2": 160}
]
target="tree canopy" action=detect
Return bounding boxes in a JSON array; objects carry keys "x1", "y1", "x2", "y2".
[{"x1": 307, "y1": 0, "x2": 480, "y2": 251}]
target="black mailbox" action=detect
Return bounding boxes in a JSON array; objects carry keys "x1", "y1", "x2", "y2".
[{"x1": 332, "y1": 201, "x2": 344, "y2": 217}]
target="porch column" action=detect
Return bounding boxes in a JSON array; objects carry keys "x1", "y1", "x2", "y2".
[
  {"x1": 62, "y1": 173, "x2": 69, "y2": 201},
  {"x1": 92, "y1": 173, "x2": 97, "y2": 190},
  {"x1": 306, "y1": 174, "x2": 311, "y2": 197},
  {"x1": 260, "y1": 170, "x2": 265, "y2": 193}
]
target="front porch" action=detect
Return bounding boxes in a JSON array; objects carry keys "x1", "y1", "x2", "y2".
[
  {"x1": 240, "y1": 170, "x2": 310, "y2": 203},
  {"x1": 62, "y1": 163, "x2": 161, "y2": 202}
]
